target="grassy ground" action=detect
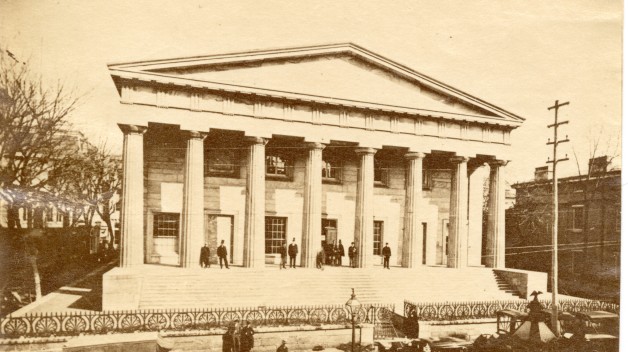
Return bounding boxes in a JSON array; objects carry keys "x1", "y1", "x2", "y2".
[{"x1": 0, "y1": 228, "x2": 116, "y2": 316}]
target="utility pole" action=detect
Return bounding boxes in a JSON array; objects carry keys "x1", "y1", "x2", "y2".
[{"x1": 546, "y1": 100, "x2": 569, "y2": 335}]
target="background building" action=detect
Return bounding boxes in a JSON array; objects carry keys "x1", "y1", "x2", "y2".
[{"x1": 507, "y1": 157, "x2": 620, "y2": 299}]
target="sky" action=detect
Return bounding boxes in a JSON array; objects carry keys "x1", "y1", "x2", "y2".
[{"x1": 0, "y1": 0, "x2": 622, "y2": 184}]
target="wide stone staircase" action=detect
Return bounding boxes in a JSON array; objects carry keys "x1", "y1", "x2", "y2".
[{"x1": 137, "y1": 265, "x2": 524, "y2": 310}]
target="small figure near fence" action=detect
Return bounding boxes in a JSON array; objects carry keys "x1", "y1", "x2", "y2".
[
  {"x1": 316, "y1": 248, "x2": 325, "y2": 270},
  {"x1": 276, "y1": 339, "x2": 288, "y2": 352},
  {"x1": 232, "y1": 319, "x2": 242, "y2": 352},
  {"x1": 223, "y1": 326, "x2": 234, "y2": 352},
  {"x1": 241, "y1": 321, "x2": 255, "y2": 352}
]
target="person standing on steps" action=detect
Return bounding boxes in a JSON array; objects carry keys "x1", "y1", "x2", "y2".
[
  {"x1": 279, "y1": 242, "x2": 287, "y2": 269},
  {"x1": 316, "y1": 247, "x2": 325, "y2": 270},
  {"x1": 348, "y1": 242, "x2": 357, "y2": 268},
  {"x1": 218, "y1": 240, "x2": 229, "y2": 269},
  {"x1": 199, "y1": 243, "x2": 210, "y2": 268},
  {"x1": 288, "y1": 237, "x2": 298, "y2": 268},
  {"x1": 337, "y1": 240, "x2": 345, "y2": 266},
  {"x1": 382, "y1": 242, "x2": 391, "y2": 269}
]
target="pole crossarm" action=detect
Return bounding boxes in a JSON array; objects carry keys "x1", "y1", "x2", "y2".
[
  {"x1": 547, "y1": 121, "x2": 569, "y2": 128},
  {"x1": 546, "y1": 138, "x2": 570, "y2": 145}
]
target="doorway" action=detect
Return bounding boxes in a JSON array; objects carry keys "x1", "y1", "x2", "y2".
[{"x1": 205, "y1": 215, "x2": 235, "y2": 265}]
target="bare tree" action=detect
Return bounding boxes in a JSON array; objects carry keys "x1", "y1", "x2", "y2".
[
  {"x1": 572, "y1": 128, "x2": 621, "y2": 269},
  {"x1": 0, "y1": 51, "x2": 79, "y2": 229}
]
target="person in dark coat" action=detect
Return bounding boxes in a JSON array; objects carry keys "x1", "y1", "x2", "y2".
[
  {"x1": 277, "y1": 340, "x2": 288, "y2": 352},
  {"x1": 217, "y1": 240, "x2": 229, "y2": 269},
  {"x1": 241, "y1": 321, "x2": 255, "y2": 352},
  {"x1": 348, "y1": 242, "x2": 357, "y2": 268},
  {"x1": 382, "y1": 242, "x2": 391, "y2": 269},
  {"x1": 222, "y1": 326, "x2": 233, "y2": 352},
  {"x1": 337, "y1": 240, "x2": 345, "y2": 266},
  {"x1": 279, "y1": 242, "x2": 287, "y2": 269},
  {"x1": 199, "y1": 243, "x2": 210, "y2": 268},
  {"x1": 288, "y1": 238, "x2": 298, "y2": 268}
]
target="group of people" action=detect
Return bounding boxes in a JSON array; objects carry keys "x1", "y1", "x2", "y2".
[
  {"x1": 222, "y1": 320, "x2": 255, "y2": 352},
  {"x1": 201, "y1": 239, "x2": 392, "y2": 270},
  {"x1": 199, "y1": 240, "x2": 230, "y2": 269}
]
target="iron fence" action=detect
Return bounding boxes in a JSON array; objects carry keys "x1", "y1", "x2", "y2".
[
  {"x1": 404, "y1": 299, "x2": 619, "y2": 321},
  {"x1": 0, "y1": 303, "x2": 394, "y2": 339}
]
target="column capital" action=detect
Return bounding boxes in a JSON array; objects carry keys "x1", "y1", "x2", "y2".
[
  {"x1": 304, "y1": 142, "x2": 326, "y2": 150},
  {"x1": 405, "y1": 152, "x2": 426, "y2": 160},
  {"x1": 118, "y1": 124, "x2": 147, "y2": 135},
  {"x1": 244, "y1": 136, "x2": 268, "y2": 145},
  {"x1": 181, "y1": 130, "x2": 208, "y2": 140},
  {"x1": 355, "y1": 147, "x2": 378, "y2": 156},
  {"x1": 450, "y1": 156, "x2": 469, "y2": 164},
  {"x1": 488, "y1": 159, "x2": 509, "y2": 167}
]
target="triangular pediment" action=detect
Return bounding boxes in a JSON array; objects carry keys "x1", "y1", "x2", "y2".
[{"x1": 109, "y1": 44, "x2": 524, "y2": 123}]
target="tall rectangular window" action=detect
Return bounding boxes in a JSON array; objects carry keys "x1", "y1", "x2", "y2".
[
  {"x1": 374, "y1": 159, "x2": 388, "y2": 186},
  {"x1": 265, "y1": 217, "x2": 287, "y2": 254},
  {"x1": 153, "y1": 213, "x2": 180, "y2": 237},
  {"x1": 572, "y1": 205, "x2": 584, "y2": 231},
  {"x1": 373, "y1": 221, "x2": 384, "y2": 255}
]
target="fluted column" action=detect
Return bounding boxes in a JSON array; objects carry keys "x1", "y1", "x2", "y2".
[
  {"x1": 181, "y1": 131, "x2": 207, "y2": 268},
  {"x1": 354, "y1": 147, "x2": 376, "y2": 268},
  {"x1": 302, "y1": 142, "x2": 325, "y2": 268},
  {"x1": 467, "y1": 164, "x2": 486, "y2": 266},
  {"x1": 486, "y1": 160, "x2": 507, "y2": 268},
  {"x1": 118, "y1": 124, "x2": 147, "y2": 268},
  {"x1": 448, "y1": 156, "x2": 469, "y2": 268},
  {"x1": 243, "y1": 137, "x2": 267, "y2": 268},
  {"x1": 402, "y1": 152, "x2": 425, "y2": 268}
]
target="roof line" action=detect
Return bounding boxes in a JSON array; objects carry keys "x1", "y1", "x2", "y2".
[
  {"x1": 108, "y1": 42, "x2": 525, "y2": 122},
  {"x1": 111, "y1": 69, "x2": 522, "y2": 127}
]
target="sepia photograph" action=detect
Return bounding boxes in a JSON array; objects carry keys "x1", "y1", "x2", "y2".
[{"x1": 0, "y1": 1, "x2": 622, "y2": 351}]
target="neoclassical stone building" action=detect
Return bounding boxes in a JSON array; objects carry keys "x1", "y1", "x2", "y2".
[{"x1": 108, "y1": 43, "x2": 523, "y2": 275}]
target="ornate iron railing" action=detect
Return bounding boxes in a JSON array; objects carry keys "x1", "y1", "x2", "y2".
[
  {"x1": 404, "y1": 299, "x2": 619, "y2": 321},
  {"x1": 0, "y1": 303, "x2": 394, "y2": 339}
]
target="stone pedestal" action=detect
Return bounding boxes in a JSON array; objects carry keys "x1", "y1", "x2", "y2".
[
  {"x1": 302, "y1": 143, "x2": 325, "y2": 268},
  {"x1": 243, "y1": 137, "x2": 267, "y2": 268},
  {"x1": 448, "y1": 156, "x2": 469, "y2": 269},
  {"x1": 354, "y1": 147, "x2": 376, "y2": 268},
  {"x1": 102, "y1": 268, "x2": 142, "y2": 311},
  {"x1": 403, "y1": 152, "x2": 425, "y2": 268},
  {"x1": 181, "y1": 131, "x2": 207, "y2": 268},
  {"x1": 486, "y1": 160, "x2": 507, "y2": 268},
  {"x1": 118, "y1": 124, "x2": 147, "y2": 268}
]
